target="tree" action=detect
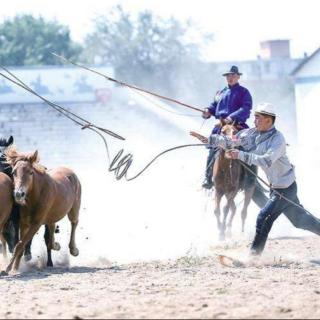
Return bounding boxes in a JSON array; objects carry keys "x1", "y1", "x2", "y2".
[
  {"x1": 0, "y1": 15, "x2": 82, "y2": 66},
  {"x1": 83, "y1": 6, "x2": 213, "y2": 98}
]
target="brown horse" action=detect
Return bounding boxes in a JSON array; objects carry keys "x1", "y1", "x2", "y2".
[
  {"x1": 3, "y1": 148, "x2": 81, "y2": 273},
  {"x1": 0, "y1": 172, "x2": 13, "y2": 258},
  {"x1": 212, "y1": 124, "x2": 255, "y2": 240},
  {"x1": 191, "y1": 124, "x2": 255, "y2": 240}
]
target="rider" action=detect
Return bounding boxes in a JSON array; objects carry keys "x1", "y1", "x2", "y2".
[
  {"x1": 202, "y1": 65, "x2": 252, "y2": 189},
  {"x1": 207, "y1": 103, "x2": 320, "y2": 255}
]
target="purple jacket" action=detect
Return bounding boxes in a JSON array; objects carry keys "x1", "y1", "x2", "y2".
[{"x1": 208, "y1": 83, "x2": 252, "y2": 129}]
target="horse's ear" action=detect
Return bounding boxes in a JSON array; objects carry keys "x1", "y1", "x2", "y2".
[
  {"x1": 7, "y1": 136, "x2": 13, "y2": 146},
  {"x1": 30, "y1": 150, "x2": 38, "y2": 164}
]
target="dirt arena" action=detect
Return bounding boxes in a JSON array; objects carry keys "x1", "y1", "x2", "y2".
[{"x1": 0, "y1": 235, "x2": 320, "y2": 319}]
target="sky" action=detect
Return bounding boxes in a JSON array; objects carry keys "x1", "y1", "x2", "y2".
[{"x1": 0, "y1": 0, "x2": 319, "y2": 62}]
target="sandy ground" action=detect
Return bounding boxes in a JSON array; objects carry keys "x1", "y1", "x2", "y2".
[{"x1": 0, "y1": 236, "x2": 320, "y2": 319}]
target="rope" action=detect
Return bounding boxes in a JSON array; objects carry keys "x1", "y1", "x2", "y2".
[
  {"x1": 0, "y1": 67, "x2": 125, "y2": 141},
  {"x1": 238, "y1": 160, "x2": 315, "y2": 216},
  {"x1": 0, "y1": 66, "x2": 208, "y2": 182},
  {"x1": 52, "y1": 53, "x2": 204, "y2": 114},
  {"x1": 129, "y1": 89, "x2": 201, "y2": 117},
  {"x1": 110, "y1": 143, "x2": 205, "y2": 181}
]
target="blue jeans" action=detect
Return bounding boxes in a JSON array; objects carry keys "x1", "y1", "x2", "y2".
[
  {"x1": 251, "y1": 181, "x2": 320, "y2": 254},
  {"x1": 204, "y1": 146, "x2": 218, "y2": 181}
]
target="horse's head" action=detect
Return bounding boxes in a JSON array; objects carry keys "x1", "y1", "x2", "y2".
[
  {"x1": 221, "y1": 124, "x2": 238, "y2": 138},
  {"x1": 5, "y1": 148, "x2": 45, "y2": 205}
]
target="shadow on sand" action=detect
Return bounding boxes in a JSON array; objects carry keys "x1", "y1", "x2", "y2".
[{"x1": 0, "y1": 265, "x2": 126, "y2": 282}]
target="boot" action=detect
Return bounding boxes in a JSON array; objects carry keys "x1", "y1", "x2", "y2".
[
  {"x1": 202, "y1": 178, "x2": 214, "y2": 189},
  {"x1": 250, "y1": 232, "x2": 267, "y2": 256}
]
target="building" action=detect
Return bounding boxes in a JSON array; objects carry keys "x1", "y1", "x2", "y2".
[{"x1": 291, "y1": 47, "x2": 320, "y2": 146}]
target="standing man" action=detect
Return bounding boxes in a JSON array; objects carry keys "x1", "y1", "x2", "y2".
[
  {"x1": 202, "y1": 103, "x2": 320, "y2": 255},
  {"x1": 202, "y1": 65, "x2": 252, "y2": 189}
]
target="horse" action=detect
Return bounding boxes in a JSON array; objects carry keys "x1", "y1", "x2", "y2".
[
  {"x1": 0, "y1": 172, "x2": 13, "y2": 258},
  {"x1": 211, "y1": 124, "x2": 255, "y2": 240},
  {"x1": 3, "y1": 147, "x2": 81, "y2": 273},
  {"x1": 0, "y1": 136, "x2": 34, "y2": 259},
  {"x1": 1, "y1": 137, "x2": 58, "y2": 262},
  {"x1": 190, "y1": 123, "x2": 255, "y2": 240}
]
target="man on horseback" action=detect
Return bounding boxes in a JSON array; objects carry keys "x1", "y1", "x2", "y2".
[
  {"x1": 200, "y1": 65, "x2": 268, "y2": 210},
  {"x1": 201, "y1": 65, "x2": 252, "y2": 189},
  {"x1": 208, "y1": 103, "x2": 320, "y2": 255}
]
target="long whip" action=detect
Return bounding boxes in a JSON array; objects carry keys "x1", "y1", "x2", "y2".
[{"x1": 52, "y1": 53, "x2": 204, "y2": 113}]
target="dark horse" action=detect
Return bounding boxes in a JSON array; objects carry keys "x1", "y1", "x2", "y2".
[
  {"x1": 4, "y1": 148, "x2": 81, "y2": 273},
  {"x1": 191, "y1": 124, "x2": 256, "y2": 240}
]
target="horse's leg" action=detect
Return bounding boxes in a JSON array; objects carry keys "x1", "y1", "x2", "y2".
[
  {"x1": 68, "y1": 205, "x2": 80, "y2": 257},
  {"x1": 24, "y1": 240, "x2": 33, "y2": 262},
  {"x1": 3, "y1": 220, "x2": 15, "y2": 254},
  {"x1": 214, "y1": 192, "x2": 223, "y2": 238},
  {"x1": 241, "y1": 186, "x2": 255, "y2": 233},
  {"x1": 6, "y1": 222, "x2": 42, "y2": 273},
  {"x1": 44, "y1": 225, "x2": 53, "y2": 267},
  {"x1": 221, "y1": 199, "x2": 232, "y2": 240},
  {"x1": 46, "y1": 224, "x2": 60, "y2": 251},
  {"x1": 12, "y1": 204, "x2": 20, "y2": 248},
  {"x1": 0, "y1": 226, "x2": 7, "y2": 259},
  {"x1": 3, "y1": 204, "x2": 20, "y2": 254},
  {"x1": 226, "y1": 199, "x2": 237, "y2": 238}
]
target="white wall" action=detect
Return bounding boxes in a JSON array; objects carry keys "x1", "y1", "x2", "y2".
[{"x1": 295, "y1": 81, "x2": 320, "y2": 146}]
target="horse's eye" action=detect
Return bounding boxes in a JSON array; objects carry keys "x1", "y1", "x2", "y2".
[{"x1": 29, "y1": 171, "x2": 33, "y2": 176}]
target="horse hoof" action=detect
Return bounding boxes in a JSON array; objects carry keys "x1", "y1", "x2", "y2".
[
  {"x1": 70, "y1": 248, "x2": 79, "y2": 257},
  {"x1": 0, "y1": 270, "x2": 8, "y2": 277},
  {"x1": 53, "y1": 242, "x2": 61, "y2": 251},
  {"x1": 24, "y1": 253, "x2": 32, "y2": 262}
]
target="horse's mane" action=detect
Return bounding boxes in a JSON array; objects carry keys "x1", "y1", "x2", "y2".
[{"x1": 5, "y1": 146, "x2": 46, "y2": 174}]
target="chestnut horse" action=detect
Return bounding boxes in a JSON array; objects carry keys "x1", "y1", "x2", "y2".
[
  {"x1": 0, "y1": 172, "x2": 13, "y2": 258},
  {"x1": 0, "y1": 136, "x2": 44, "y2": 261},
  {"x1": 212, "y1": 124, "x2": 255, "y2": 240},
  {"x1": 4, "y1": 148, "x2": 81, "y2": 273},
  {"x1": 191, "y1": 124, "x2": 255, "y2": 240}
]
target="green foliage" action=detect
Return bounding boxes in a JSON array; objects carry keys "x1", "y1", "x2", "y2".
[
  {"x1": 83, "y1": 5, "x2": 214, "y2": 98},
  {"x1": 0, "y1": 15, "x2": 82, "y2": 66}
]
